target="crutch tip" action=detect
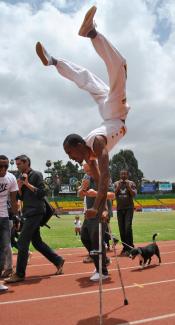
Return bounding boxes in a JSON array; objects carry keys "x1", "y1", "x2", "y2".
[{"x1": 124, "y1": 299, "x2": 129, "y2": 305}]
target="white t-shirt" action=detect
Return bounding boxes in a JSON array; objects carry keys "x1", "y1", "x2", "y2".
[
  {"x1": 74, "y1": 219, "x2": 81, "y2": 228},
  {"x1": 0, "y1": 172, "x2": 18, "y2": 218}
]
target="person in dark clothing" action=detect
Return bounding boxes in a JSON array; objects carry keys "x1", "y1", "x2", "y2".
[
  {"x1": 10, "y1": 215, "x2": 20, "y2": 250},
  {"x1": 104, "y1": 199, "x2": 114, "y2": 251},
  {"x1": 5, "y1": 155, "x2": 64, "y2": 283},
  {"x1": 114, "y1": 169, "x2": 137, "y2": 256},
  {"x1": 78, "y1": 163, "x2": 115, "y2": 281}
]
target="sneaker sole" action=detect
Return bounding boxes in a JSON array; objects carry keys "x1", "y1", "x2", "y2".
[
  {"x1": 0, "y1": 285, "x2": 8, "y2": 291},
  {"x1": 90, "y1": 276, "x2": 109, "y2": 281},
  {"x1": 5, "y1": 278, "x2": 24, "y2": 283},
  {"x1": 78, "y1": 6, "x2": 97, "y2": 36},
  {"x1": 36, "y1": 42, "x2": 48, "y2": 66},
  {"x1": 90, "y1": 277, "x2": 109, "y2": 282}
]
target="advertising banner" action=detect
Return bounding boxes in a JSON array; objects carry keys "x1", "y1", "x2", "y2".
[
  {"x1": 141, "y1": 183, "x2": 156, "y2": 193},
  {"x1": 158, "y1": 183, "x2": 172, "y2": 191}
]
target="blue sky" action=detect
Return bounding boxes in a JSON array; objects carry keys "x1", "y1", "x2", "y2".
[
  {"x1": 0, "y1": 0, "x2": 175, "y2": 181},
  {"x1": 3, "y1": 0, "x2": 87, "y2": 13}
]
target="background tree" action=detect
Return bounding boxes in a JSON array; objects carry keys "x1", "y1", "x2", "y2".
[
  {"x1": 45, "y1": 160, "x2": 83, "y2": 190},
  {"x1": 110, "y1": 149, "x2": 144, "y2": 191}
]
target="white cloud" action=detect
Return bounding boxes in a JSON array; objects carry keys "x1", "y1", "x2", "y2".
[{"x1": 0, "y1": 0, "x2": 175, "y2": 181}]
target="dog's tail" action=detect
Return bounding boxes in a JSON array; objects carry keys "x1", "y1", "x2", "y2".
[{"x1": 152, "y1": 233, "x2": 158, "y2": 242}]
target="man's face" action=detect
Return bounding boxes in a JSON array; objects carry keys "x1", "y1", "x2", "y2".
[
  {"x1": 120, "y1": 170, "x2": 128, "y2": 181},
  {"x1": 64, "y1": 143, "x2": 85, "y2": 164},
  {"x1": 83, "y1": 163, "x2": 92, "y2": 176},
  {"x1": 15, "y1": 159, "x2": 28, "y2": 173},
  {"x1": 0, "y1": 159, "x2": 9, "y2": 177}
]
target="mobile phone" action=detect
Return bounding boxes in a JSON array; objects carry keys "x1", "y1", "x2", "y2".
[{"x1": 20, "y1": 175, "x2": 26, "y2": 181}]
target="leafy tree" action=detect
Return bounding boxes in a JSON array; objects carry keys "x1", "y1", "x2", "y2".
[
  {"x1": 110, "y1": 150, "x2": 144, "y2": 190},
  {"x1": 45, "y1": 150, "x2": 144, "y2": 193},
  {"x1": 47, "y1": 160, "x2": 83, "y2": 185}
]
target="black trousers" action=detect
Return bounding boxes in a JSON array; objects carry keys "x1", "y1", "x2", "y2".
[
  {"x1": 16, "y1": 214, "x2": 62, "y2": 277},
  {"x1": 81, "y1": 217, "x2": 108, "y2": 275},
  {"x1": 117, "y1": 208, "x2": 134, "y2": 251}
]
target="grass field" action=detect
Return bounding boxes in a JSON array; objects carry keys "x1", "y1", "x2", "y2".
[{"x1": 37, "y1": 211, "x2": 175, "y2": 250}]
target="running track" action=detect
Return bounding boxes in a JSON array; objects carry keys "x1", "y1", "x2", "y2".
[{"x1": 0, "y1": 241, "x2": 175, "y2": 325}]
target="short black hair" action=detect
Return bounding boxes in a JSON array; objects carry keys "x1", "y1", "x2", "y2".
[
  {"x1": 63, "y1": 134, "x2": 86, "y2": 147},
  {"x1": 15, "y1": 154, "x2": 31, "y2": 166},
  {"x1": 120, "y1": 169, "x2": 129, "y2": 174},
  {"x1": 0, "y1": 155, "x2": 9, "y2": 161}
]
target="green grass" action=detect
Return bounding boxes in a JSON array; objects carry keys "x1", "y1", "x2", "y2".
[{"x1": 36, "y1": 211, "x2": 175, "y2": 251}]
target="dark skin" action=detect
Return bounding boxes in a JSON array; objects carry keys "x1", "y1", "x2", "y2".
[
  {"x1": 64, "y1": 135, "x2": 110, "y2": 218},
  {"x1": 114, "y1": 170, "x2": 136, "y2": 197},
  {"x1": 0, "y1": 158, "x2": 18, "y2": 215}
]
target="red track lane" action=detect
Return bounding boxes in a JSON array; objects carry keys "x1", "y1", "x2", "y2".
[{"x1": 0, "y1": 241, "x2": 175, "y2": 325}]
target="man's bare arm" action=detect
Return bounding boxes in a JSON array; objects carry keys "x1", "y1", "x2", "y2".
[
  {"x1": 10, "y1": 191, "x2": 18, "y2": 215},
  {"x1": 86, "y1": 189, "x2": 115, "y2": 200},
  {"x1": 90, "y1": 135, "x2": 109, "y2": 211}
]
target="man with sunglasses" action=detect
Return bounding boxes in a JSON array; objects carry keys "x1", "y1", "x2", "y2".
[{"x1": 0, "y1": 155, "x2": 18, "y2": 292}]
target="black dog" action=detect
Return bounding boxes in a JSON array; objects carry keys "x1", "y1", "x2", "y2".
[{"x1": 129, "y1": 233, "x2": 161, "y2": 268}]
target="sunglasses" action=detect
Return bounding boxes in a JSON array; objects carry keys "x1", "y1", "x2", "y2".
[{"x1": 0, "y1": 164, "x2": 9, "y2": 169}]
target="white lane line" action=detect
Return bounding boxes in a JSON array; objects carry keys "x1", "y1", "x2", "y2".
[
  {"x1": 25, "y1": 245, "x2": 175, "y2": 259},
  {"x1": 0, "y1": 278, "x2": 175, "y2": 306},
  {"x1": 161, "y1": 250, "x2": 175, "y2": 254},
  {"x1": 118, "y1": 312, "x2": 175, "y2": 324},
  {"x1": 26, "y1": 260, "x2": 175, "y2": 272},
  {"x1": 27, "y1": 249, "x2": 175, "y2": 263}
]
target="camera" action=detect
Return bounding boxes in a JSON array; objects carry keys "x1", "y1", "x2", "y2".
[{"x1": 19, "y1": 174, "x2": 26, "y2": 181}]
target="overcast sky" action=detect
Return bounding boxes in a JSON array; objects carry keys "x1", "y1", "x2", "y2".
[{"x1": 0, "y1": 0, "x2": 175, "y2": 181}]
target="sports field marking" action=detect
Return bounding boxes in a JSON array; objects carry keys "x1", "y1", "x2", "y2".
[
  {"x1": 118, "y1": 312, "x2": 175, "y2": 324},
  {"x1": 29, "y1": 241, "x2": 175, "y2": 256},
  {"x1": 29, "y1": 248, "x2": 175, "y2": 261},
  {"x1": 26, "y1": 260, "x2": 175, "y2": 272},
  {"x1": 133, "y1": 283, "x2": 144, "y2": 288},
  {"x1": 161, "y1": 250, "x2": 175, "y2": 254},
  {"x1": 0, "y1": 278, "x2": 175, "y2": 306}
]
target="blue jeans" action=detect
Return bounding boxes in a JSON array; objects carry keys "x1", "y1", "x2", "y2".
[
  {"x1": 16, "y1": 214, "x2": 63, "y2": 278},
  {"x1": 0, "y1": 218, "x2": 11, "y2": 272}
]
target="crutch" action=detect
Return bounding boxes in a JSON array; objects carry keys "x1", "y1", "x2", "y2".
[
  {"x1": 98, "y1": 217, "x2": 103, "y2": 325},
  {"x1": 90, "y1": 202, "x2": 106, "y2": 325},
  {"x1": 108, "y1": 224, "x2": 129, "y2": 305}
]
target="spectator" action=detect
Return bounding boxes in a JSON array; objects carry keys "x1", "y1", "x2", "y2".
[
  {"x1": 10, "y1": 201, "x2": 33, "y2": 264},
  {"x1": 0, "y1": 155, "x2": 18, "y2": 291},
  {"x1": 114, "y1": 169, "x2": 137, "y2": 256},
  {"x1": 2, "y1": 201, "x2": 15, "y2": 278},
  {"x1": 74, "y1": 216, "x2": 81, "y2": 236},
  {"x1": 5, "y1": 154, "x2": 64, "y2": 283},
  {"x1": 78, "y1": 163, "x2": 114, "y2": 281}
]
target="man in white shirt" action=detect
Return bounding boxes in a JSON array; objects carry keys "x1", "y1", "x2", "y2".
[
  {"x1": 36, "y1": 6, "x2": 129, "y2": 219},
  {"x1": 0, "y1": 155, "x2": 18, "y2": 291}
]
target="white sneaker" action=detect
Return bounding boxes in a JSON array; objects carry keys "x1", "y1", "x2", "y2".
[
  {"x1": 0, "y1": 284, "x2": 8, "y2": 292},
  {"x1": 90, "y1": 272, "x2": 109, "y2": 281},
  {"x1": 36, "y1": 42, "x2": 53, "y2": 66},
  {"x1": 91, "y1": 269, "x2": 97, "y2": 275}
]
